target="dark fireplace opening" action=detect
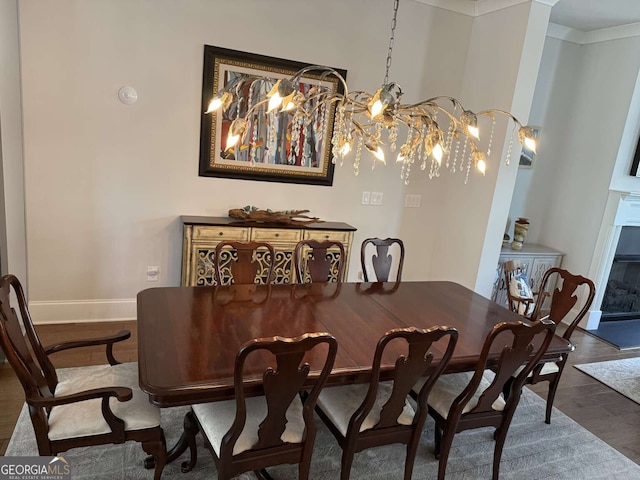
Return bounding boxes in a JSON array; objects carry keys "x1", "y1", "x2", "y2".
[{"x1": 602, "y1": 226, "x2": 640, "y2": 322}]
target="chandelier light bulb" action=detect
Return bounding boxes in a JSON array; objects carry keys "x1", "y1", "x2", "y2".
[
  {"x1": 432, "y1": 143, "x2": 444, "y2": 164},
  {"x1": 267, "y1": 91, "x2": 283, "y2": 113},
  {"x1": 206, "y1": 97, "x2": 223, "y2": 113}
]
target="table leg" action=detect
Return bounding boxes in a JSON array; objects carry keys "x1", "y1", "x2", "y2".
[{"x1": 144, "y1": 430, "x2": 189, "y2": 469}]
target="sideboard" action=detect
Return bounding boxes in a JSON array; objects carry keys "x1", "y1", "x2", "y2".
[
  {"x1": 181, "y1": 216, "x2": 357, "y2": 286},
  {"x1": 491, "y1": 243, "x2": 564, "y2": 307}
]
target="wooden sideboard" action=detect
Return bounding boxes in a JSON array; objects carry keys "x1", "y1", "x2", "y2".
[
  {"x1": 491, "y1": 243, "x2": 564, "y2": 307},
  {"x1": 181, "y1": 216, "x2": 356, "y2": 286}
]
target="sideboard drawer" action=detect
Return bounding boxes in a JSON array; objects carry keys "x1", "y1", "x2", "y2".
[
  {"x1": 192, "y1": 226, "x2": 249, "y2": 241},
  {"x1": 251, "y1": 228, "x2": 301, "y2": 243},
  {"x1": 303, "y1": 230, "x2": 351, "y2": 243}
]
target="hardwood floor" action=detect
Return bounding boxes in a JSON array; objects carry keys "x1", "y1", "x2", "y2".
[{"x1": 1, "y1": 321, "x2": 640, "y2": 466}]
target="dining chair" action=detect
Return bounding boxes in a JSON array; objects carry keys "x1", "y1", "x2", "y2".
[
  {"x1": 0, "y1": 274, "x2": 166, "y2": 479},
  {"x1": 522, "y1": 267, "x2": 596, "y2": 424},
  {"x1": 215, "y1": 240, "x2": 276, "y2": 285},
  {"x1": 360, "y1": 237, "x2": 405, "y2": 282},
  {"x1": 294, "y1": 239, "x2": 346, "y2": 283},
  {"x1": 315, "y1": 326, "x2": 458, "y2": 480},
  {"x1": 180, "y1": 332, "x2": 338, "y2": 480},
  {"x1": 422, "y1": 317, "x2": 556, "y2": 480},
  {"x1": 503, "y1": 259, "x2": 544, "y2": 318}
]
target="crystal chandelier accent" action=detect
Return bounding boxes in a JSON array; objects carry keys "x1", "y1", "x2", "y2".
[{"x1": 205, "y1": 0, "x2": 537, "y2": 185}]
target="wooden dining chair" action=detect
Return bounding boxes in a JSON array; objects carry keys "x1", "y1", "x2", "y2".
[
  {"x1": 360, "y1": 237, "x2": 405, "y2": 282},
  {"x1": 294, "y1": 239, "x2": 346, "y2": 283},
  {"x1": 503, "y1": 259, "x2": 544, "y2": 318},
  {"x1": 215, "y1": 240, "x2": 276, "y2": 285},
  {"x1": 0, "y1": 274, "x2": 166, "y2": 479},
  {"x1": 315, "y1": 326, "x2": 458, "y2": 480},
  {"x1": 180, "y1": 332, "x2": 338, "y2": 480},
  {"x1": 522, "y1": 267, "x2": 596, "y2": 424},
  {"x1": 422, "y1": 317, "x2": 555, "y2": 480}
]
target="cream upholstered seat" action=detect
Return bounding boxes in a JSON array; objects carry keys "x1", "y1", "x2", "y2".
[
  {"x1": 424, "y1": 318, "x2": 556, "y2": 480},
  {"x1": 192, "y1": 395, "x2": 305, "y2": 456},
  {"x1": 416, "y1": 371, "x2": 505, "y2": 419},
  {"x1": 0, "y1": 274, "x2": 166, "y2": 480},
  {"x1": 48, "y1": 363, "x2": 160, "y2": 441},
  {"x1": 181, "y1": 333, "x2": 337, "y2": 480},
  {"x1": 315, "y1": 326, "x2": 458, "y2": 480},
  {"x1": 317, "y1": 382, "x2": 415, "y2": 436}
]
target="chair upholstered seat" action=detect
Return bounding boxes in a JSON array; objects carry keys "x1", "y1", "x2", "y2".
[
  {"x1": 416, "y1": 371, "x2": 506, "y2": 419},
  {"x1": 48, "y1": 362, "x2": 160, "y2": 441},
  {"x1": 192, "y1": 395, "x2": 305, "y2": 456},
  {"x1": 513, "y1": 360, "x2": 560, "y2": 378},
  {"x1": 317, "y1": 382, "x2": 415, "y2": 436}
]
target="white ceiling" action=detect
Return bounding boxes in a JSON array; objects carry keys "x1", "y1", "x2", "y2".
[{"x1": 550, "y1": 0, "x2": 640, "y2": 32}]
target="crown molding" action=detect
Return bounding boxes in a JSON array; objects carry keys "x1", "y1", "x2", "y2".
[
  {"x1": 547, "y1": 21, "x2": 640, "y2": 45},
  {"x1": 413, "y1": 0, "x2": 559, "y2": 16},
  {"x1": 413, "y1": 0, "x2": 640, "y2": 44}
]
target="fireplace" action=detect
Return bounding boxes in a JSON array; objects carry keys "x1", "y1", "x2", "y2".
[{"x1": 601, "y1": 226, "x2": 640, "y2": 322}]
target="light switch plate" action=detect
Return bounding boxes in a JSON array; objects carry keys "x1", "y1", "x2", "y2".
[
  {"x1": 370, "y1": 192, "x2": 384, "y2": 206},
  {"x1": 404, "y1": 194, "x2": 422, "y2": 208},
  {"x1": 361, "y1": 191, "x2": 371, "y2": 205}
]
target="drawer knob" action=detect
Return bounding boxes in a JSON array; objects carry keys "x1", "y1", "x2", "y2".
[
  {"x1": 275, "y1": 233, "x2": 280, "y2": 238},
  {"x1": 218, "y1": 232, "x2": 224, "y2": 236},
  {"x1": 325, "y1": 235, "x2": 329, "y2": 239}
]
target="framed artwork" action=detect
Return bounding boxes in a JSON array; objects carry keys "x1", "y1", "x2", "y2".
[
  {"x1": 198, "y1": 46, "x2": 347, "y2": 186},
  {"x1": 519, "y1": 126, "x2": 540, "y2": 168}
]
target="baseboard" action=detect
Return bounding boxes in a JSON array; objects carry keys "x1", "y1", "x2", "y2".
[{"x1": 28, "y1": 299, "x2": 136, "y2": 324}]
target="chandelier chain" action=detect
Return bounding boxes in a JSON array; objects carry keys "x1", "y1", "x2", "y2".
[{"x1": 384, "y1": 0, "x2": 400, "y2": 85}]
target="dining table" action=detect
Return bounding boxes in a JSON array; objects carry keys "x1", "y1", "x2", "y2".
[{"x1": 137, "y1": 280, "x2": 572, "y2": 465}]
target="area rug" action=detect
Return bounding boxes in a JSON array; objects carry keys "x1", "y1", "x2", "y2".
[
  {"x1": 575, "y1": 357, "x2": 640, "y2": 405},
  {"x1": 5, "y1": 388, "x2": 640, "y2": 480}
]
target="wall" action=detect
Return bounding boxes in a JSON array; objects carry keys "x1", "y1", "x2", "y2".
[
  {"x1": 0, "y1": 0, "x2": 28, "y2": 284},
  {"x1": 510, "y1": 31, "x2": 640, "y2": 279},
  {"x1": 18, "y1": 0, "x2": 482, "y2": 322}
]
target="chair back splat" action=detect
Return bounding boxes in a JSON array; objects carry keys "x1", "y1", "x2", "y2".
[
  {"x1": 294, "y1": 239, "x2": 345, "y2": 283},
  {"x1": 215, "y1": 240, "x2": 276, "y2": 285},
  {"x1": 426, "y1": 318, "x2": 555, "y2": 480},
  {"x1": 182, "y1": 333, "x2": 337, "y2": 480},
  {"x1": 360, "y1": 237, "x2": 405, "y2": 282},
  {"x1": 0, "y1": 274, "x2": 166, "y2": 479},
  {"x1": 316, "y1": 326, "x2": 458, "y2": 480}
]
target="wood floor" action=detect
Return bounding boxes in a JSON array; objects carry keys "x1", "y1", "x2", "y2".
[{"x1": 1, "y1": 321, "x2": 640, "y2": 466}]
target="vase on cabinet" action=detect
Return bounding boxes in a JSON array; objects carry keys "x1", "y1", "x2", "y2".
[{"x1": 511, "y1": 218, "x2": 530, "y2": 251}]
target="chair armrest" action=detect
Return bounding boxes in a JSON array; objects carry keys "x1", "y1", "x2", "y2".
[
  {"x1": 28, "y1": 386, "x2": 133, "y2": 441},
  {"x1": 44, "y1": 330, "x2": 131, "y2": 365},
  {"x1": 27, "y1": 386, "x2": 133, "y2": 408}
]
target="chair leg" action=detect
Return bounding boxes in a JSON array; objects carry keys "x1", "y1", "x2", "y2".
[
  {"x1": 141, "y1": 431, "x2": 167, "y2": 480},
  {"x1": 433, "y1": 425, "x2": 442, "y2": 459},
  {"x1": 545, "y1": 375, "x2": 560, "y2": 424},
  {"x1": 436, "y1": 427, "x2": 456, "y2": 480},
  {"x1": 180, "y1": 410, "x2": 200, "y2": 473},
  {"x1": 404, "y1": 434, "x2": 421, "y2": 480},
  {"x1": 299, "y1": 456, "x2": 312, "y2": 480},
  {"x1": 340, "y1": 444, "x2": 357, "y2": 480},
  {"x1": 492, "y1": 426, "x2": 509, "y2": 480}
]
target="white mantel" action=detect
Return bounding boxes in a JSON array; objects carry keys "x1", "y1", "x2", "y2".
[{"x1": 585, "y1": 191, "x2": 640, "y2": 329}]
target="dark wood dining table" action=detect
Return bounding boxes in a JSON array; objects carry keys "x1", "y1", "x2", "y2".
[{"x1": 137, "y1": 281, "x2": 572, "y2": 408}]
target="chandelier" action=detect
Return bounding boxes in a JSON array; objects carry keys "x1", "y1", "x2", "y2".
[{"x1": 205, "y1": 0, "x2": 537, "y2": 184}]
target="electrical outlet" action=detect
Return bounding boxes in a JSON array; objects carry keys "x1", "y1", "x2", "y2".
[
  {"x1": 147, "y1": 266, "x2": 159, "y2": 282},
  {"x1": 404, "y1": 194, "x2": 422, "y2": 208},
  {"x1": 361, "y1": 191, "x2": 371, "y2": 205},
  {"x1": 370, "y1": 192, "x2": 384, "y2": 206}
]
